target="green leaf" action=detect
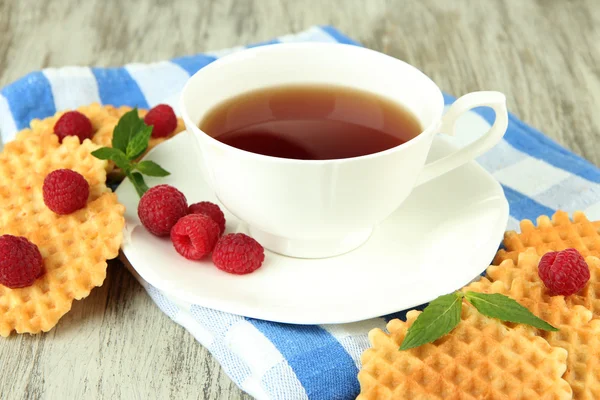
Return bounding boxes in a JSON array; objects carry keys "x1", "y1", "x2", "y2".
[
  {"x1": 91, "y1": 147, "x2": 123, "y2": 160},
  {"x1": 399, "y1": 292, "x2": 463, "y2": 350},
  {"x1": 129, "y1": 172, "x2": 149, "y2": 197},
  {"x1": 112, "y1": 108, "x2": 143, "y2": 152},
  {"x1": 91, "y1": 147, "x2": 130, "y2": 172},
  {"x1": 465, "y1": 291, "x2": 558, "y2": 332},
  {"x1": 126, "y1": 125, "x2": 153, "y2": 160},
  {"x1": 135, "y1": 160, "x2": 170, "y2": 177}
]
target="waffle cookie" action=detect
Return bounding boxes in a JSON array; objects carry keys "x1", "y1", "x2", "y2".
[
  {"x1": 357, "y1": 302, "x2": 572, "y2": 400},
  {"x1": 3, "y1": 103, "x2": 186, "y2": 173},
  {"x1": 4, "y1": 103, "x2": 119, "y2": 161},
  {"x1": 464, "y1": 275, "x2": 600, "y2": 400},
  {"x1": 488, "y1": 248, "x2": 600, "y2": 319},
  {"x1": 493, "y1": 211, "x2": 600, "y2": 265},
  {"x1": 0, "y1": 136, "x2": 125, "y2": 336}
]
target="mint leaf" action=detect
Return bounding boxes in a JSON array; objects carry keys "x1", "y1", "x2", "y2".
[
  {"x1": 91, "y1": 147, "x2": 123, "y2": 160},
  {"x1": 400, "y1": 292, "x2": 463, "y2": 350},
  {"x1": 465, "y1": 291, "x2": 558, "y2": 332},
  {"x1": 91, "y1": 147, "x2": 130, "y2": 172},
  {"x1": 112, "y1": 108, "x2": 143, "y2": 152},
  {"x1": 135, "y1": 160, "x2": 170, "y2": 177},
  {"x1": 126, "y1": 125, "x2": 153, "y2": 160},
  {"x1": 129, "y1": 172, "x2": 149, "y2": 197}
]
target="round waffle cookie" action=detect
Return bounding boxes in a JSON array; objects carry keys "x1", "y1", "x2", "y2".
[
  {"x1": 0, "y1": 136, "x2": 125, "y2": 336},
  {"x1": 357, "y1": 302, "x2": 572, "y2": 400},
  {"x1": 493, "y1": 211, "x2": 600, "y2": 265},
  {"x1": 4, "y1": 103, "x2": 120, "y2": 160},
  {"x1": 3, "y1": 103, "x2": 186, "y2": 174},
  {"x1": 488, "y1": 248, "x2": 600, "y2": 319},
  {"x1": 464, "y1": 275, "x2": 600, "y2": 400}
]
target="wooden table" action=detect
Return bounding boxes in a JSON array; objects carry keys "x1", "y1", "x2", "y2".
[{"x1": 1, "y1": 0, "x2": 598, "y2": 398}]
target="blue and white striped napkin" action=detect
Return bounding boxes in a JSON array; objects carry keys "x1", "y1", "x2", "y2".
[{"x1": 1, "y1": 27, "x2": 599, "y2": 400}]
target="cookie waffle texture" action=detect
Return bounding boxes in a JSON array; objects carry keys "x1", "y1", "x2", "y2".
[
  {"x1": 2, "y1": 26, "x2": 600, "y2": 400},
  {"x1": 357, "y1": 303, "x2": 572, "y2": 400},
  {"x1": 466, "y1": 254, "x2": 600, "y2": 399},
  {"x1": 488, "y1": 248, "x2": 600, "y2": 318},
  {"x1": 0, "y1": 137, "x2": 125, "y2": 336},
  {"x1": 4, "y1": 103, "x2": 118, "y2": 159},
  {"x1": 494, "y1": 211, "x2": 600, "y2": 265},
  {"x1": 3, "y1": 103, "x2": 185, "y2": 173}
]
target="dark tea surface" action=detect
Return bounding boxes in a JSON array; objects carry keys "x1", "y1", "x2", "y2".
[{"x1": 200, "y1": 85, "x2": 422, "y2": 160}]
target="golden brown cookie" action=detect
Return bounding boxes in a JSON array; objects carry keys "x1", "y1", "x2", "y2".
[
  {"x1": 357, "y1": 302, "x2": 572, "y2": 400},
  {"x1": 487, "y1": 248, "x2": 600, "y2": 319},
  {"x1": 5, "y1": 103, "x2": 120, "y2": 156},
  {"x1": 0, "y1": 136, "x2": 125, "y2": 336},
  {"x1": 494, "y1": 211, "x2": 600, "y2": 265},
  {"x1": 4, "y1": 103, "x2": 186, "y2": 174},
  {"x1": 465, "y1": 275, "x2": 600, "y2": 400}
]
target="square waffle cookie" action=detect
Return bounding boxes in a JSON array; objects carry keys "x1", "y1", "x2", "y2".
[
  {"x1": 357, "y1": 302, "x2": 572, "y2": 400},
  {"x1": 464, "y1": 274, "x2": 600, "y2": 400},
  {"x1": 0, "y1": 136, "x2": 125, "y2": 336},
  {"x1": 493, "y1": 211, "x2": 600, "y2": 265}
]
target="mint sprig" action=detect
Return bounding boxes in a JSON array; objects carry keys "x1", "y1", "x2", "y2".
[
  {"x1": 399, "y1": 290, "x2": 557, "y2": 351},
  {"x1": 91, "y1": 108, "x2": 170, "y2": 197}
]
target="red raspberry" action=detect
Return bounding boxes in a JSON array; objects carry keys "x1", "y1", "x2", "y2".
[
  {"x1": 144, "y1": 104, "x2": 177, "y2": 138},
  {"x1": 212, "y1": 233, "x2": 265, "y2": 275},
  {"x1": 188, "y1": 202, "x2": 226, "y2": 235},
  {"x1": 138, "y1": 184, "x2": 188, "y2": 236},
  {"x1": 170, "y1": 214, "x2": 220, "y2": 260},
  {"x1": 538, "y1": 248, "x2": 590, "y2": 296},
  {"x1": 0, "y1": 235, "x2": 44, "y2": 288},
  {"x1": 43, "y1": 169, "x2": 90, "y2": 215},
  {"x1": 53, "y1": 111, "x2": 94, "y2": 143}
]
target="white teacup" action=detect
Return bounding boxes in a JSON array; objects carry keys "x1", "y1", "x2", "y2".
[{"x1": 180, "y1": 43, "x2": 508, "y2": 258}]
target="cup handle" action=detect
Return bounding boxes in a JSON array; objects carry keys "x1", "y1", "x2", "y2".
[{"x1": 415, "y1": 91, "x2": 508, "y2": 186}]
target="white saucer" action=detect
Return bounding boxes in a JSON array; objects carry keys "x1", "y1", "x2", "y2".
[{"x1": 117, "y1": 111, "x2": 509, "y2": 324}]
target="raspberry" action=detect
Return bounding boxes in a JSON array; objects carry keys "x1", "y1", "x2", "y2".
[
  {"x1": 53, "y1": 111, "x2": 94, "y2": 143},
  {"x1": 212, "y1": 233, "x2": 265, "y2": 275},
  {"x1": 170, "y1": 214, "x2": 220, "y2": 260},
  {"x1": 538, "y1": 248, "x2": 590, "y2": 296},
  {"x1": 144, "y1": 104, "x2": 177, "y2": 138},
  {"x1": 43, "y1": 169, "x2": 90, "y2": 215},
  {"x1": 138, "y1": 184, "x2": 188, "y2": 236},
  {"x1": 0, "y1": 235, "x2": 44, "y2": 288},
  {"x1": 188, "y1": 202, "x2": 226, "y2": 235}
]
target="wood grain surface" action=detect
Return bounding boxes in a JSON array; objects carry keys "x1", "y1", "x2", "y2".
[{"x1": 1, "y1": 0, "x2": 599, "y2": 399}]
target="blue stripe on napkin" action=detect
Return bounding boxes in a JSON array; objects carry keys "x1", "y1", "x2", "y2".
[
  {"x1": 248, "y1": 318, "x2": 360, "y2": 399},
  {"x1": 467, "y1": 101, "x2": 600, "y2": 183},
  {"x1": 246, "y1": 38, "x2": 281, "y2": 48},
  {"x1": 501, "y1": 184, "x2": 556, "y2": 221},
  {"x1": 91, "y1": 67, "x2": 149, "y2": 108},
  {"x1": 1, "y1": 72, "x2": 56, "y2": 130},
  {"x1": 504, "y1": 118, "x2": 600, "y2": 184},
  {"x1": 171, "y1": 54, "x2": 217, "y2": 76},
  {"x1": 320, "y1": 26, "x2": 362, "y2": 46}
]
